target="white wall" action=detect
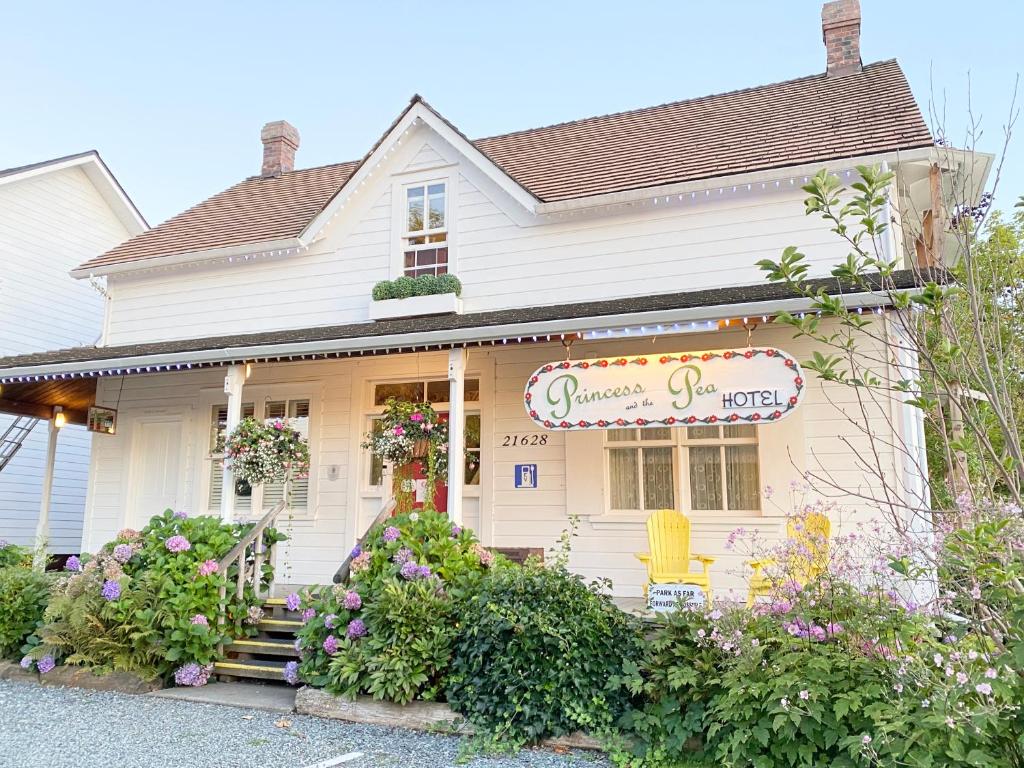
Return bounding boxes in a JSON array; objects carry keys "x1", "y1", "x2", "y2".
[
  {"x1": 83, "y1": 318, "x2": 903, "y2": 597},
  {"x1": 0, "y1": 165, "x2": 133, "y2": 551},
  {"x1": 103, "y1": 127, "x2": 850, "y2": 346}
]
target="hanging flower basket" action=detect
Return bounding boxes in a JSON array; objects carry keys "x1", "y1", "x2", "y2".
[{"x1": 224, "y1": 417, "x2": 310, "y2": 487}]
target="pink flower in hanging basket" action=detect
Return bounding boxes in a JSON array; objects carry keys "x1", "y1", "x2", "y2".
[
  {"x1": 410, "y1": 412, "x2": 423, "y2": 422},
  {"x1": 393, "y1": 425, "x2": 405, "y2": 436}
]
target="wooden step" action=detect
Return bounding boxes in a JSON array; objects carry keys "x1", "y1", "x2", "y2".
[
  {"x1": 263, "y1": 597, "x2": 287, "y2": 607},
  {"x1": 258, "y1": 617, "x2": 302, "y2": 631},
  {"x1": 214, "y1": 659, "x2": 289, "y2": 682},
  {"x1": 227, "y1": 638, "x2": 298, "y2": 657}
]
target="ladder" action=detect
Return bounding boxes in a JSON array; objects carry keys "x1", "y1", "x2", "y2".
[{"x1": 0, "y1": 416, "x2": 38, "y2": 472}]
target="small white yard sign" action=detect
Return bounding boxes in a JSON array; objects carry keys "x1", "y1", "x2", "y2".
[{"x1": 647, "y1": 583, "x2": 706, "y2": 612}]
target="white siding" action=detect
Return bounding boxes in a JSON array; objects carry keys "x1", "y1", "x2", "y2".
[
  {"x1": 0, "y1": 166, "x2": 133, "y2": 552},
  {"x1": 103, "y1": 129, "x2": 848, "y2": 346},
  {"x1": 83, "y1": 321, "x2": 902, "y2": 597}
]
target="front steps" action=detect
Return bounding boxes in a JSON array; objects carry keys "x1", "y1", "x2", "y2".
[{"x1": 214, "y1": 597, "x2": 301, "y2": 683}]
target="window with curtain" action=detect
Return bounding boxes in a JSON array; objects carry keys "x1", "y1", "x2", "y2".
[
  {"x1": 605, "y1": 425, "x2": 760, "y2": 513},
  {"x1": 208, "y1": 398, "x2": 311, "y2": 514}
]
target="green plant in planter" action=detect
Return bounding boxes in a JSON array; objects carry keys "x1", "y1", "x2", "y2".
[
  {"x1": 0, "y1": 564, "x2": 50, "y2": 660},
  {"x1": 295, "y1": 508, "x2": 494, "y2": 696},
  {"x1": 412, "y1": 274, "x2": 440, "y2": 296},
  {"x1": 372, "y1": 280, "x2": 396, "y2": 301},
  {"x1": 446, "y1": 563, "x2": 644, "y2": 751},
  {"x1": 392, "y1": 275, "x2": 417, "y2": 299},
  {"x1": 435, "y1": 273, "x2": 462, "y2": 296}
]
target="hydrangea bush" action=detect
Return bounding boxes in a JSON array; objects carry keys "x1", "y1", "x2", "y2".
[
  {"x1": 25, "y1": 509, "x2": 284, "y2": 683},
  {"x1": 294, "y1": 508, "x2": 494, "y2": 701}
]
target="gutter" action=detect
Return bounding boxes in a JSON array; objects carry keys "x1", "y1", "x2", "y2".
[{"x1": 0, "y1": 289, "x2": 912, "y2": 382}]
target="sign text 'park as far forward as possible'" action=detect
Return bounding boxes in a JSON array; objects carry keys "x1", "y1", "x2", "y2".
[{"x1": 523, "y1": 347, "x2": 806, "y2": 431}]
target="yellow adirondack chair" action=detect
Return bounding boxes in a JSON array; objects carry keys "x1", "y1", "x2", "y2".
[
  {"x1": 747, "y1": 512, "x2": 831, "y2": 605},
  {"x1": 635, "y1": 509, "x2": 715, "y2": 602}
]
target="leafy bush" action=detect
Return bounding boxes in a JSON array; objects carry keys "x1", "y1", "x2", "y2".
[
  {"x1": 435, "y1": 273, "x2": 462, "y2": 296},
  {"x1": 371, "y1": 280, "x2": 395, "y2": 301},
  {"x1": 391, "y1": 275, "x2": 416, "y2": 299},
  {"x1": 295, "y1": 508, "x2": 493, "y2": 699},
  {"x1": 0, "y1": 541, "x2": 31, "y2": 570},
  {"x1": 0, "y1": 565, "x2": 50, "y2": 660},
  {"x1": 446, "y1": 563, "x2": 644, "y2": 750},
  {"x1": 27, "y1": 510, "x2": 282, "y2": 681},
  {"x1": 370, "y1": 273, "x2": 462, "y2": 301}
]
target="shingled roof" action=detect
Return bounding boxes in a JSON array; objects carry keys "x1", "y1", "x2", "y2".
[{"x1": 78, "y1": 59, "x2": 931, "y2": 274}]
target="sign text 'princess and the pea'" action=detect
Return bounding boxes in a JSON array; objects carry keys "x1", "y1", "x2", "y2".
[{"x1": 523, "y1": 347, "x2": 806, "y2": 430}]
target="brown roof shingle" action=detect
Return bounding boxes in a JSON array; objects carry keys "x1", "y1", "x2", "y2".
[{"x1": 78, "y1": 60, "x2": 931, "y2": 273}]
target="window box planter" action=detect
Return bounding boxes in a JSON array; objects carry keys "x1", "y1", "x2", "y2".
[{"x1": 369, "y1": 292, "x2": 462, "y2": 321}]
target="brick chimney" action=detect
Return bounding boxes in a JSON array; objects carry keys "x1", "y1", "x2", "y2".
[
  {"x1": 822, "y1": 0, "x2": 862, "y2": 77},
  {"x1": 260, "y1": 120, "x2": 300, "y2": 177}
]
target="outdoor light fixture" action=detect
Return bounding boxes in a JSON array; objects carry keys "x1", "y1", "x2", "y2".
[{"x1": 52, "y1": 407, "x2": 66, "y2": 429}]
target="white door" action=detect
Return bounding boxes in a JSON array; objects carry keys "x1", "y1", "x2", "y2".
[{"x1": 129, "y1": 419, "x2": 183, "y2": 527}]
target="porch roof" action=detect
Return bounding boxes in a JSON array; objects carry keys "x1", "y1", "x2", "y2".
[{"x1": 0, "y1": 271, "x2": 935, "y2": 389}]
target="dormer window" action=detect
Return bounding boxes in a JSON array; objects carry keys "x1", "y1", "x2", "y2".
[{"x1": 404, "y1": 182, "x2": 448, "y2": 277}]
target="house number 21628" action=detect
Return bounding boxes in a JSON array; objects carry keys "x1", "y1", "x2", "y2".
[{"x1": 501, "y1": 434, "x2": 548, "y2": 447}]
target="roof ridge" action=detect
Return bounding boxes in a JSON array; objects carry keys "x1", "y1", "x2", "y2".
[
  {"x1": 475, "y1": 59, "x2": 901, "y2": 143},
  {"x1": 0, "y1": 149, "x2": 99, "y2": 179}
]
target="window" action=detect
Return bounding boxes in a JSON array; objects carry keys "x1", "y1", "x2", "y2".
[
  {"x1": 605, "y1": 425, "x2": 760, "y2": 514},
  {"x1": 366, "y1": 377, "x2": 480, "y2": 486},
  {"x1": 403, "y1": 183, "x2": 448, "y2": 277},
  {"x1": 207, "y1": 398, "x2": 311, "y2": 514}
]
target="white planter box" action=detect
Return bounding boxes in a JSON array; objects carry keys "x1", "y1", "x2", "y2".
[{"x1": 368, "y1": 292, "x2": 462, "y2": 321}]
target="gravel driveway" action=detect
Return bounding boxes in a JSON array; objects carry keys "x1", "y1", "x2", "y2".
[{"x1": 0, "y1": 681, "x2": 610, "y2": 768}]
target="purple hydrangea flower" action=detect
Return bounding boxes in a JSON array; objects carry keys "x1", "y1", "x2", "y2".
[
  {"x1": 346, "y1": 619, "x2": 367, "y2": 639},
  {"x1": 400, "y1": 560, "x2": 420, "y2": 580},
  {"x1": 417, "y1": 564, "x2": 432, "y2": 579},
  {"x1": 393, "y1": 547, "x2": 413, "y2": 565},
  {"x1": 65, "y1": 555, "x2": 82, "y2": 572},
  {"x1": 197, "y1": 559, "x2": 218, "y2": 576},
  {"x1": 101, "y1": 579, "x2": 121, "y2": 601},
  {"x1": 342, "y1": 590, "x2": 362, "y2": 611},
  {"x1": 173, "y1": 510, "x2": 188, "y2": 520},
  {"x1": 285, "y1": 592, "x2": 301, "y2": 612},
  {"x1": 350, "y1": 544, "x2": 362, "y2": 559},
  {"x1": 322, "y1": 635, "x2": 338, "y2": 654},
  {"x1": 382, "y1": 526, "x2": 400, "y2": 542},
  {"x1": 450, "y1": 525, "x2": 462, "y2": 538},
  {"x1": 283, "y1": 661, "x2": 300, "y2": 685},
  {"x1": 165, "y1": 535, "x2": 191, "y2": 553},
  {"x1": 301, "y1": 608, "x2": 316, "y2": 623},
  {"x1": 37, "y1": 656, "x2": 55, "y2": 674},
  {"x1": 191, "y1": 614, "x2": 209, "y2": 626},
  {"x1": 324, "y1": 614, "x2": 338, "y2": 629},
  {"x1": 19, "y1": 656, "x2": 32, "y2": 670},
  {"x1": 174, "y1": 662, "x2": 212, "y2": 687},
  {"x1": 112, "y1": 543, "x2": 133, "y2": 564}
]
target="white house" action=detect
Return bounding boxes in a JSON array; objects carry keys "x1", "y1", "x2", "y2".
[
  {"x1": 0, "y1": 151, "x2": 146, "y2": 556},
  {"x1": 0, "y1": 2, "x2": 989, "y2": 593}
]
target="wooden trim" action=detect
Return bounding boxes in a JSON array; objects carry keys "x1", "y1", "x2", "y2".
[{"x1": 0, "y1": 398, "x2": 87, "y2": 425}]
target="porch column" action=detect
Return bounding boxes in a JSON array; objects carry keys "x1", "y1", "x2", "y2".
[
  {"x1": 447, "y1": 347, "x2": 467, "y2": 526},
  {"x1": 33, "y1": 408, "x2": 62, "y2": 571},
  {"x1": 220, "y1": 364, "x2": 248, "y2": 522}
]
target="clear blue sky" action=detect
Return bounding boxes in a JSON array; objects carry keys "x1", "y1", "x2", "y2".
[{"x1": 2, "y1": 1, "x2": 1020, "y2": 225}]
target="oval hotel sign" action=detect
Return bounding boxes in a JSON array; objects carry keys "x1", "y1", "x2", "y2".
[{"x1": 523, "y1": 347, "x2": 806, "y2": 430}]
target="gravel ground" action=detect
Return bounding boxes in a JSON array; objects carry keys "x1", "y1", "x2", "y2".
[{"x1": 0, "y1": 681, "x2": 611, "y2": 768}]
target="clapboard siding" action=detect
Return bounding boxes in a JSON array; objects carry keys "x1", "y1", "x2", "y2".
[
  {"x1": 102, "y1": 132, "x2": 851, "y2": 345},
  {"x1": 0, "y1": 166, "x2": 133, "y2": 552}
]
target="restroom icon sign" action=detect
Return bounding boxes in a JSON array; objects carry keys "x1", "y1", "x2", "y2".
[{"x1": 514, "y1": 464, "x2": 538, "y2": 489}]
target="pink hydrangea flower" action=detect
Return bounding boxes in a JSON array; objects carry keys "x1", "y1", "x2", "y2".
[
  {"x1": 165, "y1": 535, "x2": 191, "y2": 553},
  {"x1": 191, "y1": 614, "x2": 209, "y2": 626},
  {"x1": 197, "y1": 559, "x2": 219, "y2": 577},
  {"x1": 323, "y1": 635, "x2": 338, "y2": 654}
]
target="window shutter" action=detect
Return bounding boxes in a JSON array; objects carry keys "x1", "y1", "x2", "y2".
[{"x1": 565, "y1": 430, "x2": 606, "y2": 516}]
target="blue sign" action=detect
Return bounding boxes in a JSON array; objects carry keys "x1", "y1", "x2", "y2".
[{"x1": 514, "y1": 464, "x2": 538, "y2": 489}]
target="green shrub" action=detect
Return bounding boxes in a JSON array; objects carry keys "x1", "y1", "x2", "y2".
[
  {"x1": 28, "y1": 510, "x2": 282, "y2": 681},
  {"x1": 369, "y1": 273, "x2": 462, "y2": 301},
  {"x1": 446, "y1": 563, "x2": 644, "y2": 750},
  {"x1": 391, "y1": 275, "x2": 416, "y2": 299},
  {"x1": 0, "y1": 566, "x2": 50, "y2": 660},
  {"x1": 371, "y1": 280, "x2": 395, "y2": 301},
  {"x1": 412, "y1": 274, "x2": 440, "y2": 296},
  {"x1": 436, "y1": 273, "x2": 462, "y2": 296},
  {"x1": 296, "y1": 508, "x2": 493, "y2": 697},
  {"x1": 325, "y1": 579, "x2": 455, "y2": 704},
  {"x1": 0, "y1": 542, "x2": 31, "y2": 570}
]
